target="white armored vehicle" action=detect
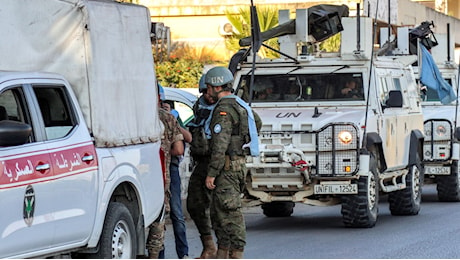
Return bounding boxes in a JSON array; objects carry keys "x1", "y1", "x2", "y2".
[
  {"x1": 409, "y1": 22, "x2": 460, "y2": 201},
  {"x1": 230, "y1": 6, "x2": 425, "y2": 227}
]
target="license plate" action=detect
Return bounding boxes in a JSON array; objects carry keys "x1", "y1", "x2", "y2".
[
  {"x1": 425, "y1": 166, "x2": 451, "y2": 175},
  {"x1": 314, "y1": 183, "x2": 358, "y2": 194}
]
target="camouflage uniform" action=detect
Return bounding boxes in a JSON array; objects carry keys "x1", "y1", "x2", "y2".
[
  {"x1": 146, "y1": 108, "x2": 184, "y2": 259},
  {"x1": 187, "y1": 96, "x2": 214, "y2": 237},
  {"x1": 207, "y1": 97, "x2": 253, "y2": 252}
]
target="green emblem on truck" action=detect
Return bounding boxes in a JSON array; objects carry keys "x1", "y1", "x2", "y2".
[{"x1": 23, "y1": 185, "x2": 35, "y2": 226}]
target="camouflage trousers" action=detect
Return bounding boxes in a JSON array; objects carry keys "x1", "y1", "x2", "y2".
[
  {"x1": 146, "y1": 220, "x2": 165, "y2": 258},
  {"x1": 210, "y1": 156, "x2": 247, "y2": 250},
  {"x1": 187, "y1": 158, "x2": 213, "y2": 237}
]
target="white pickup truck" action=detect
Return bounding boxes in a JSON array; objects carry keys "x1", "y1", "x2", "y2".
[{"x1": 0, "y1": 0, "x2": 164, "y2": 258}]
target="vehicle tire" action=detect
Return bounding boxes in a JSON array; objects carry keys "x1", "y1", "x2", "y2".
[
  {"x1": 93, "y1": 202, "x2": 137, "y2": 259},
  {"x1": 388, "y1": 153, "x2": 423, "y2": 215},
  {"x1": 262, "y1": 202, "x2": 295, "y2": 217},
  {"x1": 436, "y1": 160, "x2": 460, "y2": 202},
  {"x1": 341, "y1": 155, "x2": 379, "y2": 228}
]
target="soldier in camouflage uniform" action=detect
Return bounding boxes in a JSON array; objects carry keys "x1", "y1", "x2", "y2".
[
  {"x1": 186, "y1": 74, "x2": 218, "y2": 259},
  {"x1": 146, "y1": 85, "x2": 184, "y2": 259},
  {"x1": 204, "y1": 67, "x2": 260, "y2": 259}
]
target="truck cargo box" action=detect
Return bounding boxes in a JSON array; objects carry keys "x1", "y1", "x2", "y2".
[{"x1": 0, "y1": 0, "x2": 162, "y2": 147}]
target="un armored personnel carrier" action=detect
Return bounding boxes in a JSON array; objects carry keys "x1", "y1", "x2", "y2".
[
  {"x1": 408, "y1": 22, "x2": 460, "y2": 201},
  {"x1": 230, "y1": 6, "x2": 425, "y2": 227}
]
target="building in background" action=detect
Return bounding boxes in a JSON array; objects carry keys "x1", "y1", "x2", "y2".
[
  {"x1": 139, "y1": 0, "x2": 460, "y2": 61},
  {"x1": 412, "y1": 0, "x2": 459, "y2": 17}
]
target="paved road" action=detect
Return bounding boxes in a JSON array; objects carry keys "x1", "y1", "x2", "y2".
[{"x1": 164, "y1": 184, "x2": 460, "y2": 259}]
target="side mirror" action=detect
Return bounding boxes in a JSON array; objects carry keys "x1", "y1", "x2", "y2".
[
  {"x1": 385, "y1": 90, "x2": 403, "y2": 108},
  {"x1": 0, "y1": 120, "x2": 32, "y2": 146}
]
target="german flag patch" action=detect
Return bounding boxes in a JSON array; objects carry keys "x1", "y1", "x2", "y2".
[{"x1": 219, "y1": 111, "x2": 227, "y2": 116}]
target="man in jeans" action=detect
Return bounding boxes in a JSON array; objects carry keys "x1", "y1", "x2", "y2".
[{"x1": 162, "y1": 100, "x2": 192, "y2": 259}]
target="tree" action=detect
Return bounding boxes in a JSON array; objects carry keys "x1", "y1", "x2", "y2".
[
  {"x1": 224, "y1": 6, "x2": 280, "y2": 59},
  {"x1": 155, "y1": 42, "x2": 223, "y2": 89}
]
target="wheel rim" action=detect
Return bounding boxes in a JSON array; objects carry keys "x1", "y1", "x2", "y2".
[
  {"x1": 368, "y1": 173, "x2": 377, "y2": 210},
  {"x1": 112, "y1": 220, "x2": 132, "y2": 259}
]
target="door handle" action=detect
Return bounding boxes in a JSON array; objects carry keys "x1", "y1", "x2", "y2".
[
  {"x1": 36, "y1": 163, "x2": 50, "y2": 172},
  {"x1": 82, "y1": 154, "x2": 94, "y2": 162}
]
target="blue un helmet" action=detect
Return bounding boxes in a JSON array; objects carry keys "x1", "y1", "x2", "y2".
[
  {"x1": 205, "y1": 66, "x2": 234, "y2": 88},
  {"x1": 198, "y1": 74, "x2": 207, "y2": 93},
  {"x1": 158, "y1": 83, "x2": 165, "y2": 101}
]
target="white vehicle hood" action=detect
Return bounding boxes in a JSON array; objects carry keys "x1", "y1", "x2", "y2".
[{"x1": 422, "y1": 105, "x2": 458, "y2": 122}]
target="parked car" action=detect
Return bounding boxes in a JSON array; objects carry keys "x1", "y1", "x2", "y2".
[
  {"x1": 163, "y1": 87, "x2": 198, "y2": 198},
  {"x1": 163, "y1": 87, "x2": 197, "y2": 125}
]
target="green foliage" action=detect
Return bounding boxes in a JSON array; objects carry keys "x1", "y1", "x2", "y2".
[
  {"x1": 156, "y1": 58, "x2": 203, "y2": 89},
  {"x1": 319, "y1": 33, "x2": 341, "y2": 52},
  {"x1": 155, "y1": 42, "x2": 222, "y2": 89},
  {"x1": 224, "y1": 6, "x2": 280, "y2": 59}
]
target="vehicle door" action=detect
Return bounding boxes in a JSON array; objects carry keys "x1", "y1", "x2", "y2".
[
  {"x1": 0, "y1": 83, "x2": 55, "y2": 257},
  {"x1": 30, "y1": 82, "x2": 98, "y2": 247},
  {"x1": 375, "y1": 68, "x2": 410, "y2": 168}
]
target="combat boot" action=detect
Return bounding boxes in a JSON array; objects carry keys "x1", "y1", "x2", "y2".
[
  {"x1": 229, "y1": 248, "x2": 244, "y2": 259},
  {"x1": 196, "y1": 235, "x2": 217, "y2": 259},
  {"x1": 216, "y1": 246, "x2": 229, "y2": 259}
]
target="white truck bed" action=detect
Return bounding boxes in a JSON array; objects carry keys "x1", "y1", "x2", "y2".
[{"x1": 0, "y1": 0, "x2": 162, "y2": 147}]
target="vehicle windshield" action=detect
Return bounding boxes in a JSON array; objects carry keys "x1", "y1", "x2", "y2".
[{"x1": 236, "y1": 73, "x2": 365, "y2": 103}]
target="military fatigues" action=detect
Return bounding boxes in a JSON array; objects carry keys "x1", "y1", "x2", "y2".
[
  {"x1": 187, "y1": 96, "x2": 214, "y2": 237},
  {"x1": 207, "y1": 97, "x2": 252, "y2": 251},
  {"x1": 146, "y1": 108, "x2": 184, "y2": 259}
]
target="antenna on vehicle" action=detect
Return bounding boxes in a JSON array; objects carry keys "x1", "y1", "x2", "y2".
[
  {"x1": 356, "y1": 3, "x2": 361, "y2": 52},
  {"x1": 387, "y1": 0, "x2": 391, "y2": 51},
  {"x1": 454, "y1": 23, "x2": 459, "y2": 132},
  {"x1": 248, "y1": 0, "x2": 262, "y2": 105},
  {"x1": 447, "y1": 23, "x2": 451, "y2": 62},
  {"x1": 455, "y1": 57, "x2": 459, "y2": 132},
  {"x1": 362, "y1": 0, "x2": 380, "y2": 149}
]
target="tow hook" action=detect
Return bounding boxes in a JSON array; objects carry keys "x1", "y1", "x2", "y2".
[{"x1": 291, "y1": 160, "x2": 312, "y2": 184}]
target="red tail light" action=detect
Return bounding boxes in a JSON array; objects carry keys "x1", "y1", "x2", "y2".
[{"x1": 159, "y1": 148, "x2": 166, "y2": 186}]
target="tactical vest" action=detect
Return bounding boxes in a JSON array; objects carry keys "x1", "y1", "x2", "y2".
[
  {"x1": 226, "y1": 101, "x2": 251, "y2": 157},
  {"x1": 187, "y1": 97, "x2": 214, "y2": 157},
  {"x1": 204, "y1": 95, "x2": 259, "y2": 157}
]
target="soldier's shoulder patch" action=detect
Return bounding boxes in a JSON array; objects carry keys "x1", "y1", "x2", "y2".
[
  {"x1": 213, "y1": 124, "x2": 222, "y2": 134},
  {"x1": 219, "y1": 111, "x2": 227, "y2": 116}
]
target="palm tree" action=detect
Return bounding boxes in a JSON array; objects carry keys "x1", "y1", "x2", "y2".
[{"x1": 224, "y1": 6, "x2": 280, "y2": 59}]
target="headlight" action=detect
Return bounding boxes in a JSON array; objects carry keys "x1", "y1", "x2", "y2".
[
  {"x1": 338, "y1": 130, "x2": 353, "y2": 144},
  {"x1": 424, "y1": 120, "x2": 451, "y2": 141},
  {"x1": 436, "y1": 125, "x2": 447, "y2": 137}
]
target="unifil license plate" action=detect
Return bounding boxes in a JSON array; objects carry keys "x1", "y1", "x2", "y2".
[
  {"x1": 314, "y1": 183, "x2": 358, "y2": 194},
  {"x1": 425, "y1": 166, "x2": 450, "y2": 175}
]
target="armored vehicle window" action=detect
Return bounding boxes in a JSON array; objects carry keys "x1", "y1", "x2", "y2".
[
  {"x1": 418, "y1": 78, "x2": 453, "y2": 102},
  {"x1": 33, "y1": 85, "x2": 76, "y2": 140},
  {"x1": 393, "y1": 78, "x2": 402, "y2": 91},
  {"x1": 237, "y1": 73, "x2": 364, "y2": 102},
  {"x1": 378, "y1": 74, "x2": 410, "y2": 107}
]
